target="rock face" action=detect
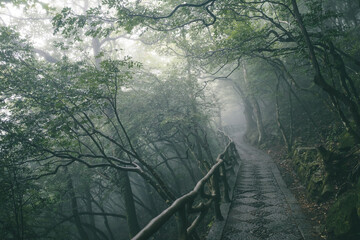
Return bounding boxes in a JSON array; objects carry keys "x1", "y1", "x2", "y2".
[
  {"x1": 326, "y1": 180, "x2": 360, "y2": 240},
  {"x1": 292, "y1": 148, "x2": 332, "y2": 201},
  {"x1": 292, "y1": 145, "x2": 360, "y2": 239}
]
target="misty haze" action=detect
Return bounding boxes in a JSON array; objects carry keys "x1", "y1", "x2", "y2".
[{"x1": 1, "y1": 1, "x2": 359, "y2": 240}]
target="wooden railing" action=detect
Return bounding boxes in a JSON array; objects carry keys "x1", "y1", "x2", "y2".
[{"x1": 132, "y1": 139, "x2": 240, "y2": 240}]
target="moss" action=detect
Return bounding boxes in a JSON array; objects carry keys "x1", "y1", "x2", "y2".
[
  {"x1": 326, "y1": 191, "x2": 360, "y2": 238},
  {"x1": 357, "y1": 179, "x2": 360, "y2": 218},
  {"x1": 307, "y1": 172, "x2": 324, "y2": 197},
  {"x1": 297, "y1": 165, "x2": 305, "y2": 179},
  {"x1": 290, "y1": 135, "x2": 360, "y2": 238},
  {"x1": 357, "y1": 191, "x2": 360, "y2": 218},
  {"x1": 292, "y1": 149, "x2": 331, "y2": 201},
  {"x1": 320, "y1": 183, "x2": 334, "y2": 200},
  {"x1": 338, "y1": 131, "x2": 355, "y2": 151}
]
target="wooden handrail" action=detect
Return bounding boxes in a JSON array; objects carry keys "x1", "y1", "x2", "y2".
[{"x1": 132, "y1": 139, "x2": 240, "y2": 240}]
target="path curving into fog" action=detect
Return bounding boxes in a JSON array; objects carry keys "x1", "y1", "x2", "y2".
[{"x1": 217, "y1": 81, "x2": 316, "y2": 240}]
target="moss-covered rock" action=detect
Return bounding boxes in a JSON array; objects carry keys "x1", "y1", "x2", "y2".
[
  {"x1": 292, "y1": 143, "x2": 360, "y2": 239},
  {"x1": 307, "y1": 171, "x2": 323, "y2": 196},
  {"x1": 338, "y1": 131, "x2": 356, "y2": 152},
  {"x1": 292, "y1": 148, "x2": 334, "y2": 201},
  {"x1": 326, "y1": 190, "x2": 360, "y2": 239}
]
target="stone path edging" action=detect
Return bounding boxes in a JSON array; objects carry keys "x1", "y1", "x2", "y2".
[{"x1": 269, "y1": 161, "x2": 314, "y2": 240}]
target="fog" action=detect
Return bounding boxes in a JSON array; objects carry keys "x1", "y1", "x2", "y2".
[{"x1": 1, "y1": 1, "x2": 360, "y2": 240}]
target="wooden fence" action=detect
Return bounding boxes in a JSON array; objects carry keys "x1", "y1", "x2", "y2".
[{"x1": 132, "y1": 138, "x2": 240, "y2": 240}]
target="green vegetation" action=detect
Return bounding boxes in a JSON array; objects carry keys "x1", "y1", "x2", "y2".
[
  {"x1": 1, "y1": 0, "x2": 360, "y2": 239},
  {"x1": 326, "y1": 179, "x2": 360, "y2": 239}
]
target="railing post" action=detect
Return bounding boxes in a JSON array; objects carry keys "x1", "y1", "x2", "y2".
[
  {"x1": 231, "y1": 142, "x2": 241, "y2": 164},
  {"x1": 225, "y1": 150, "x2": 235, "y2": 174},
  {"x1": 177, "y1": 204, "x2": 189, "y2": 240},
  {"x1": 213, "y1": 168, "x2": 224, "y2": 221},
  {"x1": 221, "y1": 163, "x2": 231, "y2": 202}
]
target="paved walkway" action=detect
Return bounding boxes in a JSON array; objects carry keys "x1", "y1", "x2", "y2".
[
  {"x1": 209, "y1": 82, "x2": 315, "y2": 240},
  {"x1": 220, "y1": 127, "x2": 315, "y2": 240}
]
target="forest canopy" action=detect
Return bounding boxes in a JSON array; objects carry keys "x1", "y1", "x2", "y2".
[{"x1": 1, "y1": 0, "x2": 360, "y2": 239}]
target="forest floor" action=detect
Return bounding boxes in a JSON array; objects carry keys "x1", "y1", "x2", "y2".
[{"x1": 265, "y1": 144, "x2": 334, "y2": 240}]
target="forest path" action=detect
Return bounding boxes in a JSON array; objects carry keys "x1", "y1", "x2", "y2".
[
  {"x1": 215, "y1": 81, "x2": 315, "y2": 240},
  {"x1": 220, "y1": 126, "x2": 315, "y2": 240}
]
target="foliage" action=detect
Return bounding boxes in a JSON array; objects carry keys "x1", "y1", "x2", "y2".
[
  {"x1": 2, "y1": 0, "x2": 360, "y2": 239},
  {"x1": 326, "y1": 186, "x2": 360, "y2": 239},
  {"x1": 0, "y1": 21, "x2": 223, "y2": 238}
]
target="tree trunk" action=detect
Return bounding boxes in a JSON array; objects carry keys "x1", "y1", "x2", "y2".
[
  {"x1": 291, "y1": 0, "x2": 360, "y2": 141},
  {"x1": 92, "y1": 200, "x2": 116, "y2": 240},
  {"x1": 232, "y1": 81, "x2": 257, "y2": 134},
  {"x1": 84, "y1": 183, "x2": 97, "y2": 240},
  {"x1": 275, "y1": 77, "x2": 292, "y2": 152},
  {"x1": 92, "y1": 38, "x2": 101, "y2": 68},
  {"x1": 66, "y1": 171, "x2": 89, "y2": 240},
  {"x1": 118, "y1": 170, "x2": 140, "y2": 238},
  {"x1": 242, "y1": 62, "x2": 266, "y2": 143},
  {"x1": 251, "y1": 97, "x2": 265, "y2": 144}
]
